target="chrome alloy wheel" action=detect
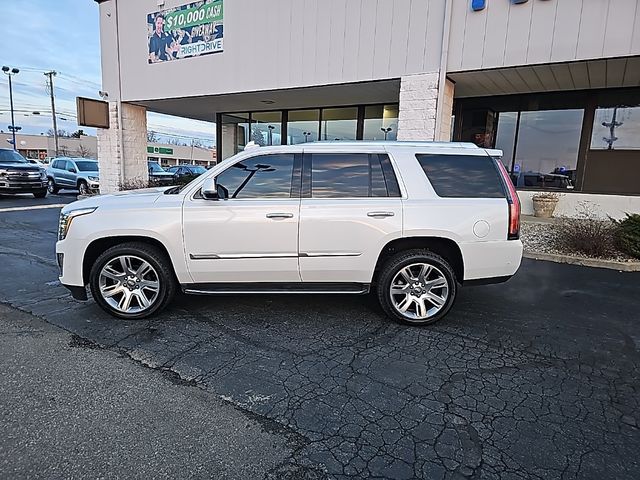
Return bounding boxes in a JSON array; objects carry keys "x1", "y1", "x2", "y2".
[
  {"x1": 98, "y1": 255, "x2": 160, "y2": 314},
  {"x1": 389, "y1": 263, "x2": 449, "y2": 320}
]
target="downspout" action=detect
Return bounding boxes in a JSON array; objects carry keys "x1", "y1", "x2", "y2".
[
  {"x1": 114, "y1": 0, "x2": 126, "y2": 182},
  {"x1": 435, "y1": 0, "x2": 453, "y2": 140}
]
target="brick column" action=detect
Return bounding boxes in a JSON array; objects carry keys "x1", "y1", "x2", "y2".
[
  {"x1": 397, "y1": 73, "x2": 455, "y2": 142},
  {"x1": 97, "y1": 102, "x2": 149, "y2": 193}
]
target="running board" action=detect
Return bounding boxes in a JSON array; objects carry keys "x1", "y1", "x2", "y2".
[{"x1": 182, "y1": 282, "x2": 370, "y2": 295}]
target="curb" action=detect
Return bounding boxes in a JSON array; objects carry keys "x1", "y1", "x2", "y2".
[{"x1": 523, "y1": 251, "x2": 640, "y2": 272}]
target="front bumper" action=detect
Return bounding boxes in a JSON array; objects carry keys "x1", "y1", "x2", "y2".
[{"x1": 0, "y1": 179, "x2": 47, "y2": 193}]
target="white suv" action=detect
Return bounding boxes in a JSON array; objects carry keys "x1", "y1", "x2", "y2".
[{"x1": 56, "y1": 142, "x2": 522, "y2": 326}]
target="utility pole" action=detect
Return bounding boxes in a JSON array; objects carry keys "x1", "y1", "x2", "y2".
[{"x1": 44, "y1": 71, "x2": 59, "y2": 156}]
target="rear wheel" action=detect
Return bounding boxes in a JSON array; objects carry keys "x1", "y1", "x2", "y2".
[
  {"x1": 47, "y1": 178, "x2": 59, "y2": 194},
  {"x1": 89, "y1": 242, "x2": 176, "y2": 319},
  {"x1": 376, "y1": 249, "x2": 457, "y2": 326}
]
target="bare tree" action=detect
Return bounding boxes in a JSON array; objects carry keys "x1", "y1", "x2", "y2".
[
  {"x1": 147, "y1": 130, "x2": 159, "y2": 142},
  {"x1": 76, "y1": 144, "x2": 93, "y2": 158},
  {"x1": 58, "y1": 145, "x2": 72, "y2": 156},
  {"x1": 47, "y1": 128, "x2": 70, "y2": 138}
]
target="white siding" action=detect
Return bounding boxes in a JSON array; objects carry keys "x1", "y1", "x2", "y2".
[
  {"x1": 448, "y1": 0, "x2": 640, "y2": 73},
  {"x1": 108, "y1": 0, "x2": 445, "y2": 102}
]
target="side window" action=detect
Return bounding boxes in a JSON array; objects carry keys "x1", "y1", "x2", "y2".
[
  {"x1": 67, "y1": 161, "x2": 76, "y2": 172},
  {"x1": 416, "y1": 154, "x2": 505, "y2": 198},
  {"x1": 309, "y1": 153, "x2": 401, "y2": 198},
  {"x1": 216, "y1": 154, "x2": 295, "y2": 199}
]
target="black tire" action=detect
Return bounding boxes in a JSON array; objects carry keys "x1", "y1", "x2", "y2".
[
  {"x1": 47, "y1": 178, "x2": 59, "y2": 194},
  {"x1": 376, "y1": 249, "x2": 457, "y2": 326},
  {"x1": 78, "y1": 180, "x2": 89, "y2": 195},
  {"x1": 89, "y1": 242, "x2": 177, "y2": 319},
  {"x1": 33, "y1": 190, "x2": 47, "y2": 198}
]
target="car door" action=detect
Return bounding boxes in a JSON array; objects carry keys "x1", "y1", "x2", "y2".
[
  {"x1": 298, "y1": 150, "x2": 403, "y2": 284},
  {"x1": 66, "y1": 160, "x2": 79, "y2": 186},
  {"x1": 183, "y1": 152, "x2": 302, "y2": 283},
  {"x1": 55, "y1": 160, "x2": 71, "y2": 186}
]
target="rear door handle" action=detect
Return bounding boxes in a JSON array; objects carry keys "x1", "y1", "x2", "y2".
[
  {"x1": 266, "y1": 213, "x2": 294, "y2": 219},
  {"x1": 367, "y1": 211, "x2": 395, "y2": 218}
]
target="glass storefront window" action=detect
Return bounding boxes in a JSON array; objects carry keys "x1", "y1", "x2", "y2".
[
  {"x1": 494, "y1": 112, "x2": 517, "y2": 170},
  {"x1": 251, "y1": 111, "x2": 282, "y2": 146},
  {"x1": 220, "y1": 113, "x2": 250, "y2": 159},
  {"x1": 320, "y1": 107, "x2": 358, "y2": 141},
  {"x1": 363, "y1": 105, "x2": 399, "y2": 141},
  {"x1": 288, "y1": 110, "x2": 320, "y2": 144},
  {"x1": 513, "y1": 109, "x2": 583, "y2": 188},
  {"x1": 590, "y1": 106, "x2": 640, "y2": 150}
]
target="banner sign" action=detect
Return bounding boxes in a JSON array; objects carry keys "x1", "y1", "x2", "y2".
[{"x1": 147, "y1": 0, "x2": 223, "y2": 64}]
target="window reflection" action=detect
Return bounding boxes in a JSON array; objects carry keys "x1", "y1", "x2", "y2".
[
  {"x1": 220, "y1": 113, "x2": 250, "y2": 159},
  {"x1": 591, "y1": 106, "x2": 640, "y2": 150},
  {"x1": 216, "y1": 154, "x2": 294, "y2": 199},
  {"x1": 251, "y1": 111, "x2": 282, "y2": 146},
  {"x1": 288, "y1": 110, "x2": 320, "y2": 144},
  {"x1": 311, "y1": 154, "x2": 370, "y2": 198},
  {"x1": 321, "y1": 107, "x2": 358, "y2": 141},
  {"x1": 363, "y1": 105, "x2": 399, "y2": 140},
  {"x1": 494, "y1": 112, "x2": 517, "y2": 170},
  {"x1": 514, "y1": 109, "x2": 583, "y2": 187}
]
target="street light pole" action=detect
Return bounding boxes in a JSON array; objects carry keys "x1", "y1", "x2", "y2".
[
  {"x1": 44, "y1": 71, "x2": 59, "y2": 156},
  {"x1": 2, "y1": 66, "x2": 19, "y2": 150}
]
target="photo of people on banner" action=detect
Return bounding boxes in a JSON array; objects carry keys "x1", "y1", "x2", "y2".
[{"x1": 147, "y1": 0, "x2": 223, "y2": 64}]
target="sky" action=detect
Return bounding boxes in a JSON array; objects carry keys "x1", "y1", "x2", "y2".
[{"x1": 1, "y1": 0, "x2": 215, "y2": 147}]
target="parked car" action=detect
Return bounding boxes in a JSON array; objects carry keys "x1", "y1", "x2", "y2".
[
  {"x1": 148, "y1": 161, "x2": 176, "y2": 185},
  {"x1": 510, "y1": 171, "x2": 574, "y2": 190},
  {"x1": 56, "y1": 141, "x2": 523, "y2": 325},
  {"x1": 166, "y1": 165, "x2": 208, "y2": 177},
  {"x1": 0, "y1": 148, "x2": 48, "y2": 198},
  {"x1": 47, "y1": 158, "x2": 99, "y2": 195}
]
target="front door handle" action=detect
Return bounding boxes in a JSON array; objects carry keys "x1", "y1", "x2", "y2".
[
  {"x1": 367, "y1": 211, "x2": 395, "y2": 218},
  {"x1": 266, "y1": 213, "x2": 294, "y2": 219}
]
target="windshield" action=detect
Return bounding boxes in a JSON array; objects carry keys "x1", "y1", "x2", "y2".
[
  {"x1": 75, "y1": 161, "x2": 98, "y2": 172},
  {"x1": 148, "y1": 162, "x2": 165, "y2": 173},
  {"x1": 190, "y1": 166, "x2": 207, "y2": 174},
  {"x1": 0, "y1": 149, "x2": 28, "y2": 164}
]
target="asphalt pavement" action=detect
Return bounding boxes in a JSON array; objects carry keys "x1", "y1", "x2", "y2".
[{"x1": 0, "y1": 192, "x2": 639, "y2": 479}]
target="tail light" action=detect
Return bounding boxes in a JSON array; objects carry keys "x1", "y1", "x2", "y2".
[{"x1": 495, "y1": 159, "x2": 520, "y2": 240}]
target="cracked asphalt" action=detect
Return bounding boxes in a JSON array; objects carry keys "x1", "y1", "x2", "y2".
[{"x1": 0, "y1": 193, "x2": 639, "y2": 479}]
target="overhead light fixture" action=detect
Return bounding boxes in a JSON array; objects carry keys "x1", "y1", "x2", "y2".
[{"x1": 260, "y1": 100, "x2": 275, "y2": 105}]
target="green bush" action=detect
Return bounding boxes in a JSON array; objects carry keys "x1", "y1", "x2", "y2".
[{"x1": 614, "y1": 214, "x2": 640, "y2": 259}]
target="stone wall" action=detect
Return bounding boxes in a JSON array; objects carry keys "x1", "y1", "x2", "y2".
[
  {"x1": 397, "y1": 73, "x2": 439, "y2": 141},
  {"x1": 97, "y1": 102, "x2": 149, "y2": 193}
]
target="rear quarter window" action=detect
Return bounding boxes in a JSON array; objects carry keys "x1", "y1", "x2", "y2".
[{"x1": 416, "y1": 154, "x2": 506, "y2": 198}]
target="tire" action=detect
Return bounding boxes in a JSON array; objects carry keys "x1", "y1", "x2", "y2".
[
  {"x1": 89, "y1": 242, "x2": 177, "y2": 319},
  {"x1": 47, "y1": 178, "x2": 59, "y2": 194},
  {"x1": 33, "y1": 190, "x2": 47, "y2": 199},
  {"x1": 78, "y1": 180, "x2": 89, "y2": 195},
  {"x1": 376, "y1": 249, "x2": 457, "y2": 326}
]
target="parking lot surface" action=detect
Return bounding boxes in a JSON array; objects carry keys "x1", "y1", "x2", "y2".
[{"x1": 0, "y1": 193, "x2": 639, "y2": 479}]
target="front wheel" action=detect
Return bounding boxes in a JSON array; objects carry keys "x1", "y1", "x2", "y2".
[
  {"x1": 376, "y1": 249, "x2": 457, "y2": 326},
  {"x1": 78, "y1": 180, "x2": 89, "y2": 195},
  {"x1": 89, "y1": 242, "x2": 176, "y2": 319},
  {"x1": 33, "y1": 190, "x2": 47, "y2": 199}
]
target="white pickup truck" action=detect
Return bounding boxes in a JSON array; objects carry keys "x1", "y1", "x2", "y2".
[{"x1": 56, "y1": 141, "x2": 522, "y2": 326}]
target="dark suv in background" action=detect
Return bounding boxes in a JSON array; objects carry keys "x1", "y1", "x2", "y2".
[{"x1": 0, "y1": 149, "x2": 48, "y2": 198}]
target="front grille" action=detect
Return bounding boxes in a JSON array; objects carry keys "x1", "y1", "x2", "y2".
[{"x1": 7, "y1": 172, "x2": 40, "y2": 180}]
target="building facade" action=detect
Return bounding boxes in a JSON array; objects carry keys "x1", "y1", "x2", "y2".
[{"x1": 95, "y1": 0, "x2": 640, "y2": 215}]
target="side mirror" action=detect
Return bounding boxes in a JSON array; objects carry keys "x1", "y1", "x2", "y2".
[
  {"x1": 69, "y1": 168, "x2": 77, "y2": 173},
  {"x1": 201, "y1": 177, "x2": 218, "y2": 200}
]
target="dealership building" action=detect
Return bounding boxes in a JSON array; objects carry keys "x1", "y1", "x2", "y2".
[{"x1": 94, "y1": 0, "x2": 640, "y2": 215}]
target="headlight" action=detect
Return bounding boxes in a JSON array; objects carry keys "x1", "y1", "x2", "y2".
[
  {"x1": 58, "y1": 207, "x2": 97, "y2": 241},
  {"x1": 0, "y1": 169, "x2": 7, "y2": 177},
  {"x1": 39, "y1": 168, "x2": 47, "y2": 179},
  {"x1": 88, "y1": 176, "x2": 99, "y2": 182}
]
